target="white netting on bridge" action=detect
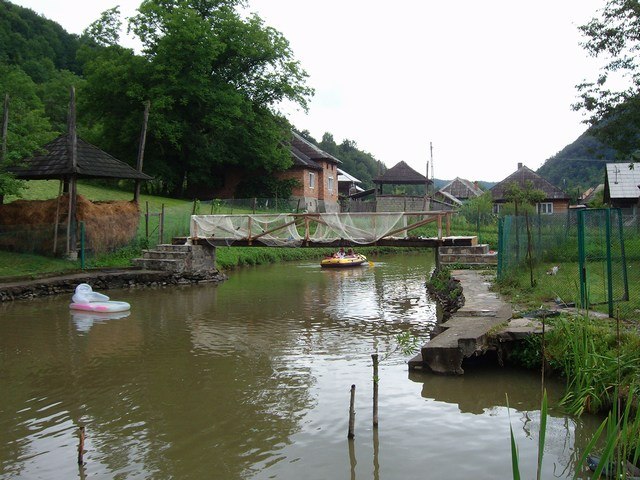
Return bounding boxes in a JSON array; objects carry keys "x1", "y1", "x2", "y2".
[{"x1": 190, "y1": 213, "x2": 408, "y2": 246}]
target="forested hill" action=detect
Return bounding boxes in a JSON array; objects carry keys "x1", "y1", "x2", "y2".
[
  {"x1": 0, "y1": 1, "x2": 81, "y2": 77},
  {"x1": 537, "y1": 131, "x2": 618, "y2": 190}
]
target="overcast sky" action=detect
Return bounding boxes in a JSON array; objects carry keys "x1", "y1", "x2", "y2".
[{"x1": 13, "y1": 0, "x2": 607, "y2": 182}]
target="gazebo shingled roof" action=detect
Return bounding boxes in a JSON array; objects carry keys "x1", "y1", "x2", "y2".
[
  {"x1": 7, "y1": 133, "x2": 152, "y2": 181},
  {"x1": 373, "y1": 160, "x2": 429, "y2": 185}
]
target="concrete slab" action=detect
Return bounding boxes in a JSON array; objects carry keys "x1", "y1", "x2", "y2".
[{"x1": 414, "y1": 270, "x2": 513, "y2": 375}]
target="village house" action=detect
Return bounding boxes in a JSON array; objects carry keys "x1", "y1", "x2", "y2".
[
  {"x1": 209, "y1": 131, "x2": 343, "y2": 212},
  {"x1": 603, "y1": 162, "x2": 640, "y2": 215},
  {"x1": 432, "y1": 177, "x2": 483, "y2": 210},
  {"x1": 276, "y1": 132, "x2": 341, "y2": 213},
  {"x1": 490, "y1": 163, "x2": 570, "y2": 215}
]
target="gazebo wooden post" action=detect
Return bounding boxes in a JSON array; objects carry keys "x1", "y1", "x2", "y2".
[
  {"x1": 53, "y1": 180, "x2": 63, "y2": 254},
  {"x1": 66, "y1": 86, "x2": 78, "y2": 260},
  {"x1": 134, "y1": 100, "x2": 150, "y2": 203},
  {"x1": 1, "y1": 93, "x2": 9, "y2": 205}
]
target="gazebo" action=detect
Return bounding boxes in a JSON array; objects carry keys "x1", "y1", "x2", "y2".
[
  {"x1": 1, "y1": 87, "x2": 152, "y2": 257},
  {"x1": 8, "y1": 133, "x2": 152, "y2": 183},
  {"x1": 3, "y1": 133, "x2": 152, "y2": 257},
  {"x1": 372, "y1": 160, "x2": 431, "y2": 212}
]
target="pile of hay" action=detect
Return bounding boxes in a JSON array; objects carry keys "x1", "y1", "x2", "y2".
[{"x1": 0, "y1": 194, "x2": 140, "y2": 255}]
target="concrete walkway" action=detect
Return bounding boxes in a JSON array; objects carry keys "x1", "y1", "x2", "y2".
[{"x1": 409, "y1": 270, "x2": 513, "y2": 374}]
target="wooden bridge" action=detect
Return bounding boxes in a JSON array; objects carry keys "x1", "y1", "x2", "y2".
[{"x1": 184, "y1": 211, "x2": 477, "y2": 249}]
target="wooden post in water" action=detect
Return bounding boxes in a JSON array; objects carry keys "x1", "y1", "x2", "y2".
[
  {"x1": 348, "y1": 433, "x2": 357, "y2": 480},
  {"x1": 77, "y1": 425, "x2": 85, "y2": 465},
  {"x1": 347, "y1": 384, "x2": 356, "y2": 439},
  {"x1": 372, "y1": 354, "x2": 379, "y2": 428}
]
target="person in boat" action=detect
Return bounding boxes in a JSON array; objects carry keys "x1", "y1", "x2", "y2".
[
  {"x1": 346, "y1": 248, "x2": 355, "y2": 257},
  {"x1": 334, "y1": 247, "x2": 346, "y2": 258}
]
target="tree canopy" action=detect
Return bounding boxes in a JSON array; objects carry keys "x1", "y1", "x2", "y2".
[
  {"x1": 78, "y1": 0, "x2": 313, "y2": 197},
  {"x1": 574, "y1": 0, "x2": 640, "y2": 156}
]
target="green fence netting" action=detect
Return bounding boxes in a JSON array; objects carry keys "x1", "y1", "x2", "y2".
[{"x1": 497, "y1": 209, "x2": 634, "y2": 317}]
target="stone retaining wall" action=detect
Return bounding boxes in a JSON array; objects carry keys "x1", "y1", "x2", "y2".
[{"x1": 0, "y1": 269, "x2": 227, "y2": 302}]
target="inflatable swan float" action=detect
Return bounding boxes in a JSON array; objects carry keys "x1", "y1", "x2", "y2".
[{"x1": 69, "y1": 283, "x2": 130, "y2": 313}]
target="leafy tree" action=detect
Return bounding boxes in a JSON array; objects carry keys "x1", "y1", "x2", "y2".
[
  {"x1": 503, "y1": 181, "x2": 546, "y2": 287},
  {"x1": 574, "y1": 0, "x2": 640, "y2": 156},
  {"x1": 459, "y1": 191, "x2": 494, "y2": 226},
  {"x1": 0, "y1": 64, "x2": 57, "y2": 198},
  {"x1": 79, "y1": 0, "x2": 313, "y2": 198}
]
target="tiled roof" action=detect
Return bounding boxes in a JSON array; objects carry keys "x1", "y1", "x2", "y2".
[
  {"x1": 290, "y1": 132, "x2": 342, "y2": 164},
  {"x1": 290, "y1": 145, "x2": 322, "y2": 171},
  {"x1": 8, "y1": 134, "x2": 152, "y2": 180},
  {"x1": 439, "y1": 177, "x2": 483, "y2": 199},
  {"x1": 373, "y1": 160, "x2": 429, "y2": 185},
  {"x1": 490, "y1": 165, "x2": 567, "y2": 201},
  {"x1": 436, "y1": 190, "x2": 463, "y2": 205},
  {"x1": 605, "y1": 163, "x2": 640, "y2": 199},
  {"x1": 337, "y1": 168, "x2": 361, "y2": 184}
]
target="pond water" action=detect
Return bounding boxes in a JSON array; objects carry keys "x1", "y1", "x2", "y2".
[{"x1": 0, "y1": 253, "x2": 601, "y2": 479}]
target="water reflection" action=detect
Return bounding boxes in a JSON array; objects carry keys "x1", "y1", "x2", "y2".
[
  {"x1": 0, "y1": 254, "x2": 602, "y2": 479},
  {"x1": 71, "y1": 310, "x2": 131, "y2": 333}
]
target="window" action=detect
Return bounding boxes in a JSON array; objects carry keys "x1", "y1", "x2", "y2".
[
  {"x1": 493, "y1": 203, "x2": 501, "y2": 215},
  {"x1": 327, "y1": 176, "x2": 334, "y2": 193},
  {"x1": 538, "y1": 202, "x2": 553, "y2": 214},
  {"x1": 309, "y1": 172, "x2": 315, "y2": 189}
]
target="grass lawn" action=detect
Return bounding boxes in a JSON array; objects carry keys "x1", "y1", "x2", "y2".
[{"x1": 496, "y1": 259, "x2": 640, "y2": 320}]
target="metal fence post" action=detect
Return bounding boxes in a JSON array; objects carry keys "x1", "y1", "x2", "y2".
[
  {"x1": 577, "y1": 209, "x2": 587, "y2": 309},
  {"x1": 605, "y1": 208, "x2": 614, "y2": 317}
]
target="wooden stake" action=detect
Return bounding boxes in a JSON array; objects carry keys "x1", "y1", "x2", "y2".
[
  {"x1": 159, "y1": 203, "x2": 165, "y2": 244},
  {"x1": 66, "y1": 86, "x2": 78, "y2": 259},
  {"x1": 348, "y1": 433, "x2": 356, "y2": 480},
  {"x1": 77, "y1": 425, "x2": 85, "y2": 465},
  {"x1": 145, "y1": 201, "x2": 149, "y2": 242},
  {"x1": 347, "y1": 384, "x2": 356, "y2": 439},
  {"x1": 134, "y1": 100, "x2": 150, "y2": 203},
  {"x1": 0, "y1": 93, "x2": 8, "y2": 205},
  {"x1": 1, "y1": 93, "x2": 8, "y2": 163},
  {"x1": 53, "y1": 181, "x2": 63, "y2": 254},
  {"x1": 372, "y1": 354, "x2": 379, "y2": 428}
]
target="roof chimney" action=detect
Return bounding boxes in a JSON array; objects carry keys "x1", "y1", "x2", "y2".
[{"x1": 517, "y1": 162, "x2": 523, "y2": 169}]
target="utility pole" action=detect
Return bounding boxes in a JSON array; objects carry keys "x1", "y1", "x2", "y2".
[{"x1": 430, "y1": 142, "x2": 434, "y2": 196}]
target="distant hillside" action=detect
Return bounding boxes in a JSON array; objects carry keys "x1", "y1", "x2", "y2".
[
  {"x1": 0, "y1": 1, "x2": 81, "y2": 77},
  {"x1": 537, "y1": 132, "x2": 617, "y2": 190}
]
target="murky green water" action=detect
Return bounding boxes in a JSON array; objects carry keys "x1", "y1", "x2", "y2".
[{"x1": 0, "y1": 253, "x2": 601, "y2": 479}]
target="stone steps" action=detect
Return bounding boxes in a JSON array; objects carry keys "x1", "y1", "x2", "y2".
[
  {"x1": 132, "y1": 243, "x2": 217, "y2": 273},
  {"x1": 439, "y1": 244, "x2": 497, "y2": 266}
]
